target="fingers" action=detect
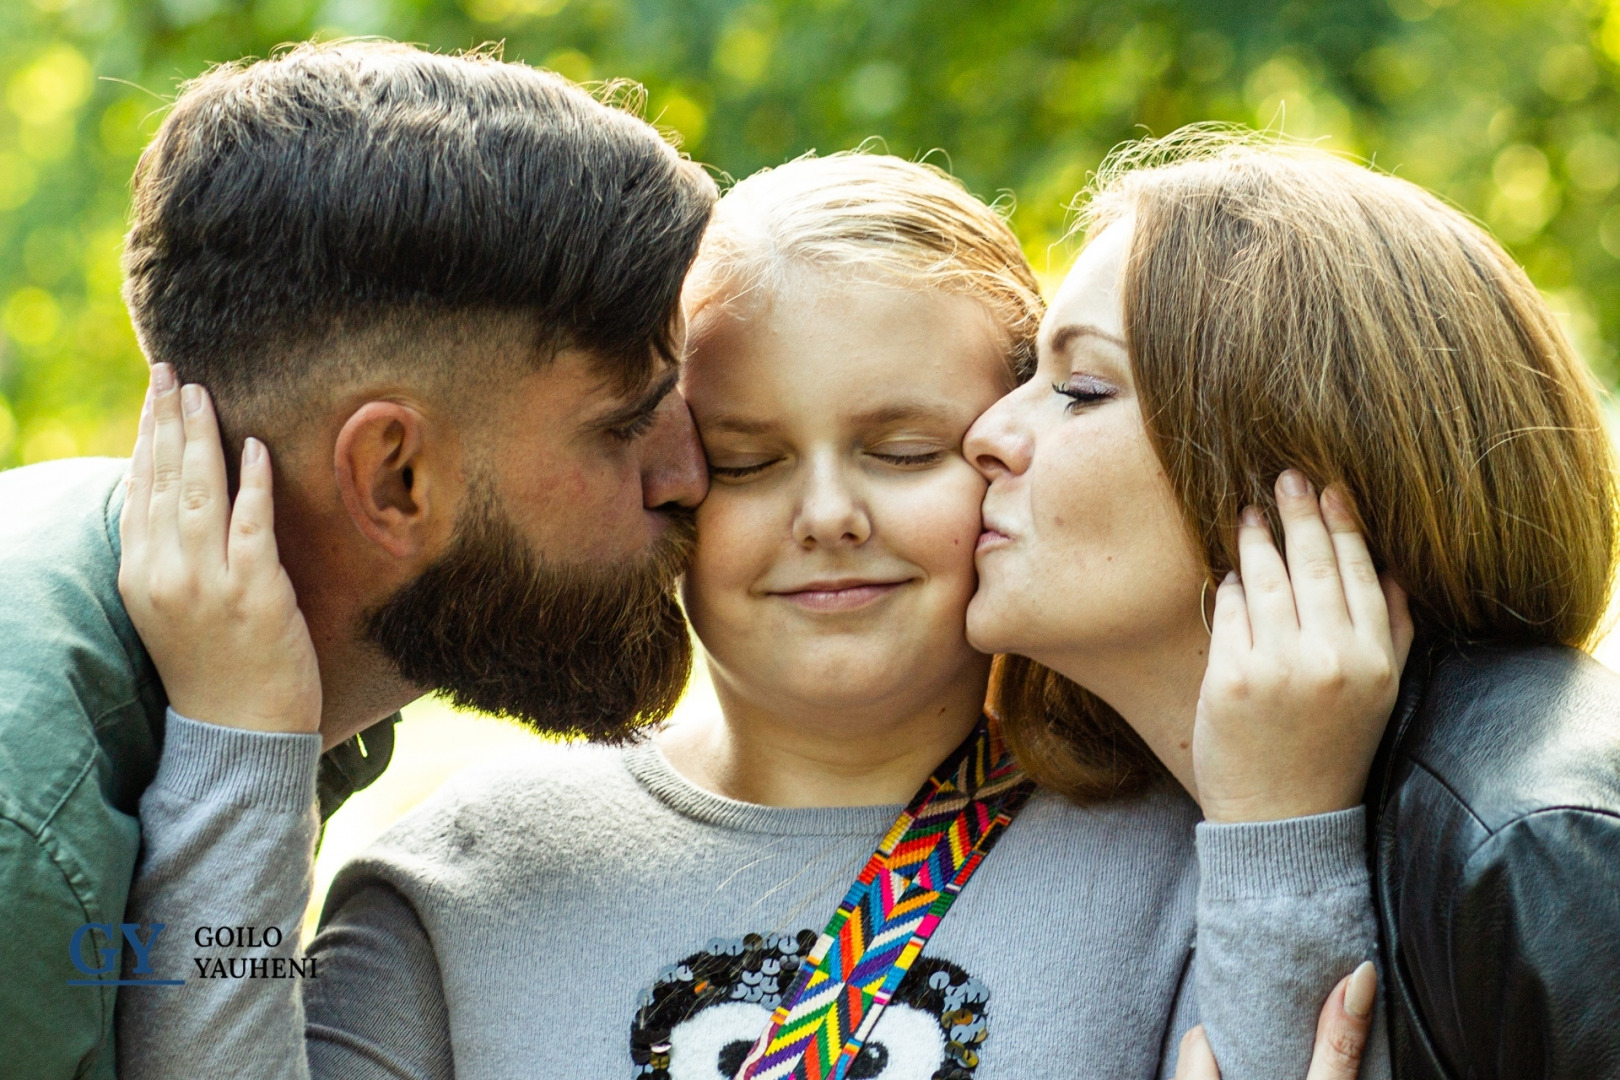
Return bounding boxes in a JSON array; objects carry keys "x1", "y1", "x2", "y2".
[
  {"x1": 1236, "y1": 503, "x2": 1298, "y2": 648},
  {"x1": 1383, "y1": 575, "x2": 1414, "y2": 669},
  {"x1": 178, "y1": 383, "x2": 229, "y2": 564},
  {"x1": 1304, "y1": 961, "x2": 1376, "y2": 1080},
  {"x1": 1322, "y1": 484, "x2": 1414, "y2": 690},
  {"x1": 120, "y1": 369, "x2": 160, "y2": 559},
  {"x1": 1172, "y1": 1025, "x2": 1220, "y2": 1080},
  {"x1": 146, "y1": 362, "x2": 186, "y2": 560},
  {"x1": 1319, "y1": 484, "x2": 1388, "y2": 639},
  {"x1": 1208, "y1": 570, "x2": 1252, "y2": 655},
  {"x1": 1275, "y1": 471, "x2": 1351, "y2": 631},
  {"x1": 227, "y1": 438, "x2": 282, "y2": 582}
]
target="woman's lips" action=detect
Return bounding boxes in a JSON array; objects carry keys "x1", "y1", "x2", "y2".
[
  {"x1": 774, "y1": 582, "x2": 906, "y2": 612},
  {"x1": 976, "y1": 528, "x2": 1013, "y2": 553}
]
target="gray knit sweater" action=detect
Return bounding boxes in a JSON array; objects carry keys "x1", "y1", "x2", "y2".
[{"x1": 117, "y1": 713, "x2": 1388, "y2": 1080}]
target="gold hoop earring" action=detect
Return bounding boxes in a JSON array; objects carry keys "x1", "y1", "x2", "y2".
[{"x1": 1200, "y1": 577, "x2": 1214, "y2": 636}]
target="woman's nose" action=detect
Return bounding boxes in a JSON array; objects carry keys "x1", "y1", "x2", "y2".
[
  {"x1": 963, "y1": 390, "x2": 1033, "y2": 480},
  {"x1": 791, "y1": 459, "x2": 871, "y2": 548}
]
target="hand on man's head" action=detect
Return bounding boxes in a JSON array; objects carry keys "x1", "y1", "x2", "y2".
[{"x1": 118, "y1": 363, "x2": 323, "y2": 735}]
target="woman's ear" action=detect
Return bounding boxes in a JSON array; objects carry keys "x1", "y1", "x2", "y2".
[{"x1": 332, "y1": 401, "x2": 452, "y2": 561}]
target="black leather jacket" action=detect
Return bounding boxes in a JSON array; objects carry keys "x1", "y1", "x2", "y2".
[{"x1": 1365, "y1": 642, "x2": 1620, "y2": 1079}]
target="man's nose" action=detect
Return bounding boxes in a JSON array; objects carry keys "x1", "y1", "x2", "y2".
[{"x1": 640, "y1": 390, "x2": 708, "y2": 509}]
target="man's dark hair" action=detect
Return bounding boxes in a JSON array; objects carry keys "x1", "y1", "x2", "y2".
[{"x1": 123, "y1": 41, "x2": 716, "y2": 415}]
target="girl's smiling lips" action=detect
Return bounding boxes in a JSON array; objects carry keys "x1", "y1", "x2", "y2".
[{"x1": 769, "y1": 578, "x2": 911, "y2": 612}]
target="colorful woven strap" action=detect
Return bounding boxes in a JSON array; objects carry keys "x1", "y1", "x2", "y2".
[{"x1": 736, "y1": 718, "x2": 1035, "y2": 1080}]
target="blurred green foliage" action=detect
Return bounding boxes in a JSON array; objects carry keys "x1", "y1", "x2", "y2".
[{"x1": 3, "y1": 0, "x2": 1620, "y2": 467}]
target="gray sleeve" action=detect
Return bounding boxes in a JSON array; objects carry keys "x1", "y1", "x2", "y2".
[
  {"x1": 1157, "y1": 947, "x2": 1200, "y2": 1080},
  {"x1": 305, "y1": 885, "x2": 454, "y2": 1080},
  {"x1": 116, "y1": 711, "x2": 452, "y2": 1080},
  {"x1": 1190, "y1": 808, "x2": 1390, "y2": 1080}
]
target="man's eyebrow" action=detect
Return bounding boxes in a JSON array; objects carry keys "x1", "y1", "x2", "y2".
[
  {"x1": 595, "y1": 368, "x2": 681, "y2": 429},
  {"x1": 1049, "y1": 324, "x2": 1128, "y2": 356}
]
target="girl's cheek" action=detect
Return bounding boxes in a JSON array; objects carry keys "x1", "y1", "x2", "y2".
[
  {"x1": 880, "y1": 471, "x2": 984, "y2": 570},
  {"x1": 693, "y1": 498, "x2": 755, "y2": 581}
]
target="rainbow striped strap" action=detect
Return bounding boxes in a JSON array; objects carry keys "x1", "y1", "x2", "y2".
[{"x1": 736, "y1": 718, "x2": 1036, "y2": 1080}]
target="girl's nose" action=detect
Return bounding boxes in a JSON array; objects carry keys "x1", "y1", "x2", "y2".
[{"x1": 791, "y1": 458, "x2": 871, "y2": 548}]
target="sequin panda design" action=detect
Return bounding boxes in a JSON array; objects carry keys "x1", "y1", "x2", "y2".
[{"x1": 630, "y1": 930, "x2": 990, "y2": 1080}]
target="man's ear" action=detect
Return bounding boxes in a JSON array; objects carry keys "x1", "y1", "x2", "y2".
[{"x1": 332, "y1": 401, "x2": 454, "y2": 561}]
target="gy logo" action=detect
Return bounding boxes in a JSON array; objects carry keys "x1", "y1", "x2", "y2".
[{"x1": 68, "y1": 923, "x2": 183, "y2": 987}]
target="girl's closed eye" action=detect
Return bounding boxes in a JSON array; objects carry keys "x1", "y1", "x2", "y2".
[
  {"x1": 1052, "y1": 374, "x2": 1119, "y2": 413},
  {"x1": 708, "y1": 455, "x2": 783, "y2": 480},
  {"x1": 868, "y1": 440, "x2": 946, "y2": 468}
]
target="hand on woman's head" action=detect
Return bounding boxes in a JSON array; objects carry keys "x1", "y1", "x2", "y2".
[{"x1": 1194, "y1": 476, "x2": 1414, "y2": 822}]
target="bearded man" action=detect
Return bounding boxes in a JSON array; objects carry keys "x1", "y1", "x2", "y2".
[{"x1": 0, "y1": 41, "x2": 715, "y2": 1079}]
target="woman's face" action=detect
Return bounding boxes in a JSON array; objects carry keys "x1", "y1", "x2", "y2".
[
  {"x1": 681, "y1": 272, "x2": 1008, "y2": 718},
  {"x1": 963, "y1": 220, "x2": 1208, "y2": 674}
]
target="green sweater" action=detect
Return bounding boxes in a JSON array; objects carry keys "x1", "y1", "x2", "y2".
[{"x1": 0, "y1": 458, "x2": 396, "y2": 1079}]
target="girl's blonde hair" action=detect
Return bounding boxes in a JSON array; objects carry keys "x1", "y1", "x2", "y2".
[
  {"x1": 685, "y1": 152, "x2": 1043, "y2": 381},
  {"x1": 998, "y1": 128, "x2": 1620, "y2": 803}
]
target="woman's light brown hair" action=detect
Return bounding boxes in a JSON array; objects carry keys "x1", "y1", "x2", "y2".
[{"x1": 998, "y1": 129, "x2": 1620, "y2": 803}]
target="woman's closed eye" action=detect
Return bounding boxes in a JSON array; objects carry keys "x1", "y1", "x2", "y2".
[{"x1": 1052, "y1": 374, "x2": 1119, "y2": 414}]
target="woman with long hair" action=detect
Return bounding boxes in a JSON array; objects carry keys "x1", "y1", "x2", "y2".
[{"x1": 968, "y1": 130, "x2": 1620, "y2": 1080}]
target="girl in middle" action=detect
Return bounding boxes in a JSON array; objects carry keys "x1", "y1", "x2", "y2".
[{"x1": 118, "y1": 152, "x2": 1402, "y2": 1080}]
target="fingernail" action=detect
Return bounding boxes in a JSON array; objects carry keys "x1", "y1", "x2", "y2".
[
  {"x1": 1224, "y1": 570, "x2": 1239, "y2": 585},
  {"x1": 181, "y1": 384, "x2": 203, "y2": 416},
  {"x1": 243, "y1": 437, "x2": 263, "y2": 465},
  {"x1": 1240, "y1": 505, "x2": 1265, "y2": 527},
  {"x1": 1322, "y1": 484, "x2": 1352, "y2": 517},
  {"x1": 152, "y1": 363, "x2": 175, "y2": 393},
  {"x1": 1345, "y1": 960, "x2": 1377, "y2": 1018},
  {"x1": 1279, "y1": 469, "x2": 1310, "y2": 498}
]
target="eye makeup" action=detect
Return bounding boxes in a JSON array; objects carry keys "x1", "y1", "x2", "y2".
[{"x1": 1051, "y1": 373, "x2": 1118, "y2": 413}]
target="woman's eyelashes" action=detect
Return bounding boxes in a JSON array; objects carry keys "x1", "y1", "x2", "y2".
[{"x1": 1051, "y1": 373, "x2": 1118, "y2": 413}]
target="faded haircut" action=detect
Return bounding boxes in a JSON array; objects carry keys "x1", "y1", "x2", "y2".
[{"x1": 122, "y1": 41, "x2": 717, "y2": 429}]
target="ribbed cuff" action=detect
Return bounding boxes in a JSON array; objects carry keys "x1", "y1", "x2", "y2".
[
  {"x1": 1196, "y1": 806, "x2": 1367, "y2": 901},
  {"x1": 155, "y1": 708, "x2": 322, "y2": 813}
]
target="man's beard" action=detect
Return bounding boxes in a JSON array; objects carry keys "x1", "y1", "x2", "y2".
[{"x1": 362, "y1": 484, "x2": 694, "y2": 742}]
